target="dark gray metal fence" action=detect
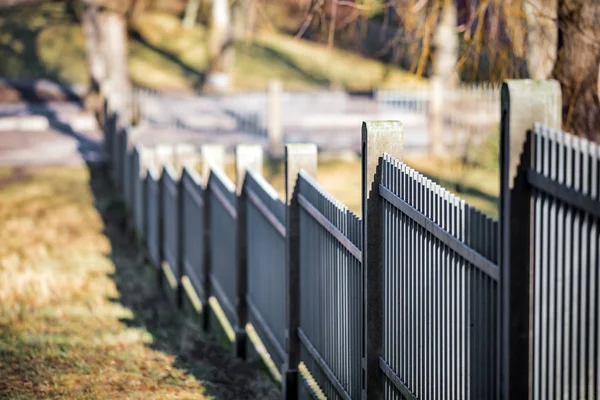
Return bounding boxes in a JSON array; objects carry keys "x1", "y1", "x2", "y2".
[
  {"x1": 208, "y1": 167, "x2": 238, "y2": 326},
  {"x1": 181, "y1": 166, "x2": 207, "y2": 302},
  {"x1": 112, "y1": 126, "x2": 122, "y2": 189},
  {"x1": 161, "y1": 165, "x2": 180, "y2": 278},
  {"x1": 132, "y1": 146, "x2": 146, "y2": 238},
  {"x1": 296, "y1": 171, "x2": 363, "y2": 400},
  {"x1": 145, "y1": 166, "x2": 161, "y2": 268},
  {"x1": 106, "y1": 85, "x2": 600, "y2": 400},
  {"x1": 379, "y1": 154, "x2": 499, "y2": 400},
  {"x1": 123, "y1": 133, "x2": 134, "y2": 208},
  {"x1": 527, "y1": 124, "x2": 600, "y2": 399},
  {"x1": 243, "y1": 170, "x2": 287, "y2": 369}
]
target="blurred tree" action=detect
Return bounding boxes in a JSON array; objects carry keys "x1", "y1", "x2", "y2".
[
  {"x1": 183, "y1": 0, "x2": 202, "y2": 28},
  {"x1": 81, "y1": 0, "x2": 132, "y2": 122},
  {"x1": 552, "y1": 0, "x2": 600, "y2": 141},
  {"x1": 206, "y1": 0, "x2": 233, "y2": 92}
]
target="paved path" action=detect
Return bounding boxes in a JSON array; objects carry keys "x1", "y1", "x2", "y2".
[
  {"x1": 0, "y1": 102, "x2": 103, "y2": 166},
  {"x1": 135, "y1": 91, "x2": 430, "y2": 154}
]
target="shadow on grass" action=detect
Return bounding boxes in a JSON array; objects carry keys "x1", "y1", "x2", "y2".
[
  {"x1": 86, "y1": 164, "x2": 280, "y2": 399},
  {"x1": 0, "y1": 2, "x2": 77, "y2": 88},
  {"x1": 243, "y1": 43, "x2": 330, "y2": 88},
  {"x1": 130, "y1": 30, "x2": 206, "y2": 90}
]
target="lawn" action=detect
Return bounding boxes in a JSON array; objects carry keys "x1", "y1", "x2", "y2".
[
  {"x1": 0, "y1": 2, "x2": 422, "y2": 92},
  {"x1": 0, "y1": 166, "x2": 279, "y2": 399}
]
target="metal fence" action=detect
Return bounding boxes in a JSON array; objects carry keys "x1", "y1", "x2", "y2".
[
  {"x1": 181, "y1": 166, "x2": 207, "y2": 303},
  {"x1": 243, "y1": 170, "x2": 287, "y2": 370},
  {"x1": 525, "y1": 124, "x2": 599, "y2": 399},
  {"x1": 296, "y1": 171, "x2": 363, "y2": 400},
  {"x1": 208, "y1": 167, "x2": 239, "y2": 326},
  {"x1": 161, "y1": 165, "x2": 180, "y2": 279},
  {"x1": 132, "y1": 146, "x2": 146, "y2": 238},
  {"x1": 145, "y1": 165, "x2": 161, "y2": 268},
  {"x1": 379, "y1": 154, "x2": 499, "y2": 399},
  {"x1": 106, "y1": 79, "x2": 600, "y2": 400}
]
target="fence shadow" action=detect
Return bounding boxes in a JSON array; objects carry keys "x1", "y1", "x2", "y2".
[{"x1": 86, "y1": 163, "x2": 280, "y2": 400}]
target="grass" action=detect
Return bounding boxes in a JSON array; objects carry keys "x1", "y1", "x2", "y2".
[
  {"x1": 219, "y1": 155, "x2": 499, "y2": 218},
  {"x1": 0, "y1": 3, "x2": 421, "y2": 92},
  {"x1": 0, "y1": 166, "x2": 279, "y2": 399}
]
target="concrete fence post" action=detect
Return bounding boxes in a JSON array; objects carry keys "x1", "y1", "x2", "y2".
[
  {"x1": 200, "y1": 144, "x2": 225, "y2": 330},
  {"x1": 428, "y1": 77, "x2": 445, "y2": 157},
  {"x1": 268, "y1": 79, "x2": 283, "y2": 157},
  {"x1": 201, "y1": 144, "x2": 225, "y2": 183},
  {"x1": 361, "y1": 121, "x2": 403, "y2": 400},
  {"x1": 154, "y1": 145, "x2": 175, "y2": 173},
  {"x1": 234, "y1": 144, "x2": 263, "y2": 359},
  {"x1": 282, "y1": 143, "x2": 318, "y2": 400},
  {"x1": 499, "y1": 80, "x2": 562, "y2": 399},
  {"x1": 175, "y1": 144, "x2": 200, "y2": 174}
]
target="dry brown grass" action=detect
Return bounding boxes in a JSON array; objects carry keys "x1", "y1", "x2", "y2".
[{"x1": 0, "y1": 166, "x2": 278, "y2": 399}]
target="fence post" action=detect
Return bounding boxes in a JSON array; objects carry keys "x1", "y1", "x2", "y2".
[
  {"x1": 361, "y1": 121, "x2": 403, "y2": 400},
  {"x1": 428, "y1": 77, "x2": 444, "y2": 157},
  {"x1": 499, "y1": 80, "x2": 562, "y2": 399},
  {"x1": 234, "y1": 144, "x2": 263, "y2": 359},
  {"x1": 200, "y1": 144, "x2": 225, "y2": 330},
  {"x1": 201, "y1": 145, "x2": 225, "y2": 183},
  {"x1": 268, "y1": 79, "x2": 283, "y2": 157},
  {"x1": 282, "y1": 143, "x2": 317, "y2": 400}
]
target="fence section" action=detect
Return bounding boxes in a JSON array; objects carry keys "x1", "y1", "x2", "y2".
[
  {"x1": 161, "y1": 166, "x2": 180, "y2": 278},
  {"x1": 145, "y1": 166, "x2": 161, "y2": 268},
  {"x1": 379, "y1": 154, "x2": 499, "y2": 400},
  {"x1": 181, "y1": 166, "x2": 207, "y2": 301},
  {"x1": 132, "y1": 146, "x2": 145, "y2": 237},
  {"x1": 296, "y1": 172, "x2": 363, "y2": 400},
  {"x1": 528, "y1": 124, "x2": 600, "y2": 399},
  {"x1": 244, "y1": 170, "x2": 287, "y2": 370},
  {"x1": 123, "y1": 133, "x2": 134, "y2": 208},
  {"x1": 105, "y1": 81, "x2": 600, "y2": 400},
  {"x1": 208, "y1": 167, "x2": 238, "y2": 326}
]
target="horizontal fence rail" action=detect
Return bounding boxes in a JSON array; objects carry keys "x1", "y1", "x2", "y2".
[
  {"x1": 380, "y1": 154, "x2": 499, "y2": 400},
  {"x1": 528, "y1": 124, "x2": 600, "y2": 399},
  {"x1": 296, "y1": 171, "x2": 363, "y2": 400},
  {"x1": 208, "y1": 167, "x2": 238, "y2": 326},
  {"x1": 244, "y1": 170, "x2": 287, "y2": 369}
]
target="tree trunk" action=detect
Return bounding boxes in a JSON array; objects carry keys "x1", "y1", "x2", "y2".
[
  {"x1": 552, "y1": 0, "x2": 600, "y2": 141},
  {"x1": 183, "y1": 0, "x2": 202, "y2": 29},
  {"x1": 206, "y1": 0, "x2": 233, "y2": 92},
  {"x1": 98, "y1": 10, "x2": 131, "y2": 123},
  {"x1": 525, "y1": 0, "x2": 558, "y2": 79},
  {"x1": 82, "y1": 2, "x2": 106, "y2": 92},
  {"x1": 432, "y1": 0, "x2": 459, "y2": 86}
]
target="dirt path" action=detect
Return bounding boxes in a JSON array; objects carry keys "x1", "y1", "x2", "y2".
[{"x1": 0, "y1": 165, "x2": 279, "y2": 399}]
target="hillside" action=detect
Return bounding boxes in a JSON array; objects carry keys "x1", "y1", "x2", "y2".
[{"x1": 0, "y1": 2, "x2": 421, "y2": 92}]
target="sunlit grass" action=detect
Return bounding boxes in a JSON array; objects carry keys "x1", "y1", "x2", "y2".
[
  {"x1": 0, "y1": 4, "x2": 421, "y2": 91},
  {"x1": 0, "y1": 166, "x2": 278, "y2": 399}
]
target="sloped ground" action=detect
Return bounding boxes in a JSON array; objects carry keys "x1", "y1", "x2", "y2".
[
  {"x1": 0, "y1": 165, "x2": 279, "y2": 399},
  {"x1": 0, "y1": 2, "x2": 421, "y2": 91}
]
